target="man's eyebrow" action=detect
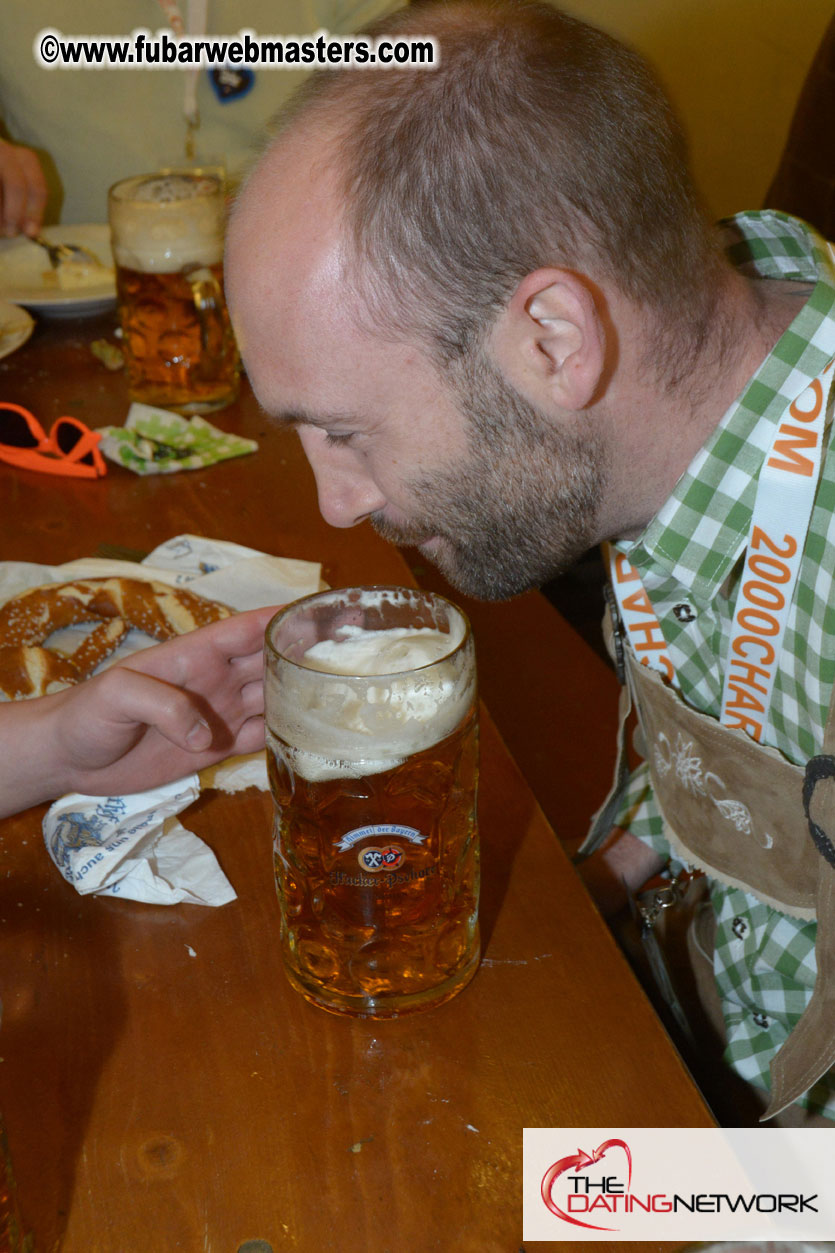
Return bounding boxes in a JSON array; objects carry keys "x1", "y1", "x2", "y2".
[{"x1": 274, "y1": 407, "x2": 361, "y2": 430}]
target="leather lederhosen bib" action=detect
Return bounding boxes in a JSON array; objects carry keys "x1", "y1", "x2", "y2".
[{"x1": 582, "y1": 603, "x2": 835, "y2": 1120}]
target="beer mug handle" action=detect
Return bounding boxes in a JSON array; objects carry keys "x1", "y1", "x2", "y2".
[{"x1": 184, "y1": 265, "x2": 227, "y2": 357}]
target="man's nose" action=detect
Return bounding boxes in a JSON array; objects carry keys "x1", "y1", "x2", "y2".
[{"x1": 298, "y1": 427, "x2": 387, "y2": 528}]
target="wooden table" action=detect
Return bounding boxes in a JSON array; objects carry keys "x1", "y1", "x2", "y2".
[{"x1": 0, "y1": 314, "x2": 712, "y2": 1253}]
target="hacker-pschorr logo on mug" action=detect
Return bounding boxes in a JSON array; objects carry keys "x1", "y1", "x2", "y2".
[{"x1": 522, "y1": 1128, "x2": 835, "y2": 1242}]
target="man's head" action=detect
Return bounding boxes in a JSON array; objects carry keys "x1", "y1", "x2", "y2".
[{"x1": 227, "y1": 0, "x2": 722, "y2": 598}]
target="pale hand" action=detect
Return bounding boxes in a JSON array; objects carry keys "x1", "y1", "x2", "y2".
[
  {"x1": 0, "y1": 605, "x2": 279, "y2": 817},
  {"x1": 0, "y1": 139, "x2": 48, "y2": 237}
]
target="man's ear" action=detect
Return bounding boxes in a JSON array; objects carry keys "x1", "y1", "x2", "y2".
[{"x1": 490, "y1": 268, "x2": 606, "y2": 411}]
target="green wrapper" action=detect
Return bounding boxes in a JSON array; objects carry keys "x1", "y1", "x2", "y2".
[{"x1": 99, "y1": 403, "x2": 257, "y2": 475}]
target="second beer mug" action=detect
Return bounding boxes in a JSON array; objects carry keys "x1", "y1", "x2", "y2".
[
  {"x1": 108, "y1": 171, "x2": 239, "y2": 412},
  {"x1": 265, "y1": 587, "x2": 480, "y2": 1018}
]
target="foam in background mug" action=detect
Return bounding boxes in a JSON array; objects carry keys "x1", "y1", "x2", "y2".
[
  {"x1": 265, "y1": 586, "x2": 480, "y2": 1018},
  {"x1": 108, "y1": 171, "x2": 239, "y2": 413}
]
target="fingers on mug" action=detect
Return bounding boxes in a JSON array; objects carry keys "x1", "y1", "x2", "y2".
[{"x1": 0, "y1": 402, "x2": 106, "y2": 478}]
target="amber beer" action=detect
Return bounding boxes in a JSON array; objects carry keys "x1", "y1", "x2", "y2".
[
  {"x1": 0, "y1": 1112, "x2": 26, "y2": 1253},
  {"x1": 265, "y1": 587, "x2": 480, "y2": 1017},
  {"x1": 108, "y1": 172, "x2": 239, "y2": 412}
]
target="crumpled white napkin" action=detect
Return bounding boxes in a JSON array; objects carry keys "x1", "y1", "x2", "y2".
[
  {"x1": 42, "y1": 778, "x2": 231, "y2": 906},
  {"x1": 2, "y1": 534, "x2": 323, "y2": 905}
]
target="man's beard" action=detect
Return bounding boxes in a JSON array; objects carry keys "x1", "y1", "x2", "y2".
[{"x1": 372, "y1": 354, "x2": 607, "y2": 601}]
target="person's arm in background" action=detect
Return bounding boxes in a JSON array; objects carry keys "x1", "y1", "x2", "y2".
[
  {"x1": 0, "y1": 605, "x2": 277, "y2": 818},
  {"x1": 0, "y1": 136, "x2": 47, "y2": 236}
]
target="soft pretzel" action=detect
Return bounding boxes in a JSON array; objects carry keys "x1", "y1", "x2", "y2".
[{"x1": 0, "y1": 576, "x2": 233, "y2": 700}]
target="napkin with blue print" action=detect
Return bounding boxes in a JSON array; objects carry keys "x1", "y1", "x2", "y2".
[{"x1": 41, "y1": 777, "x2": 237, "y2": 906}]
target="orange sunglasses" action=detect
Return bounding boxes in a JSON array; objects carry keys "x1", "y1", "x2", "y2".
[{"x1": 0, "y1": 403, "x2": 106, "y2": 479}]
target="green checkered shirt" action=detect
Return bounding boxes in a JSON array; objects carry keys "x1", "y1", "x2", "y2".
[{"x1": 615, "y1": 210, "x2": 835, "y2": 1117}]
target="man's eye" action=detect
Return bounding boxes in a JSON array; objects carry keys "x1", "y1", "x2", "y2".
[{"x1": 324, "y1": 431, "x2": 354, "y2": 447}]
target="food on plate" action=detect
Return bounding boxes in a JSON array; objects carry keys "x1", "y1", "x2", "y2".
[
  {"x1": 41, "y1": 257, "x2": 114, "y2": 291},
  {"x1": 0, "y1": 576, "x2": 232, "y2": 699}
]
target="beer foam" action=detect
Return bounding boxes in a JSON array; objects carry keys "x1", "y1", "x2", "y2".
[
  {"x1": 131, "y1": 174, "x2": 216, "y2": 204},
  {"x1": 109, "y1": 173, "x2": 224, "y2": 273},
  {"x1": 266, "y1": 623, "x2": 474, "y2": 781},
  {"x1": 267, "y1": 736, "x2": 401, "y2": 785},
  {"x1": 301, "y1": 625, "x2": 461, "y2": 676}
]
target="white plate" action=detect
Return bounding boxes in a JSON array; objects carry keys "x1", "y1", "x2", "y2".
[
  {"x1": 0, "y1": 224, "x2": 116, "y2": 317},
  {"x1": 0, "y1": 299, "x2": 34, "y2": 359}
]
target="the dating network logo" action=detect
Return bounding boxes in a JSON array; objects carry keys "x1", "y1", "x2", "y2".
[{"x1": 537, "y1": 1130, "x2": 821, "y2": 1236}]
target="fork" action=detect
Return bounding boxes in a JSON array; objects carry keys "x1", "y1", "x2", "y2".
[{"x1": 30, "y1": 234, "x2": 104, "y2": 269}]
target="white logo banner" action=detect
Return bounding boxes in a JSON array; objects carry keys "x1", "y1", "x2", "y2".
[{"x1": 523, "y1": 1127, "x2": 835, "y2": 1241}]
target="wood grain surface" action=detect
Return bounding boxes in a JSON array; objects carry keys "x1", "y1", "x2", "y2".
[{"x1": 0, "y1": 314, "x2": 712, "y2": 1253}]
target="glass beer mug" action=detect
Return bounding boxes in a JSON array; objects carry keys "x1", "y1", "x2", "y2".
[
  {"x1": 108, "y1": 171, "x2": 239, "y2": 412},
  {"x1": 265, "y1": 587, "x2": 480, "y2": 1017}
]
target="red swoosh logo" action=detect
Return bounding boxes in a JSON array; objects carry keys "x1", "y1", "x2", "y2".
[{"x1": 541, "y1": 1139, "x2": 632, "y2": 1231}]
